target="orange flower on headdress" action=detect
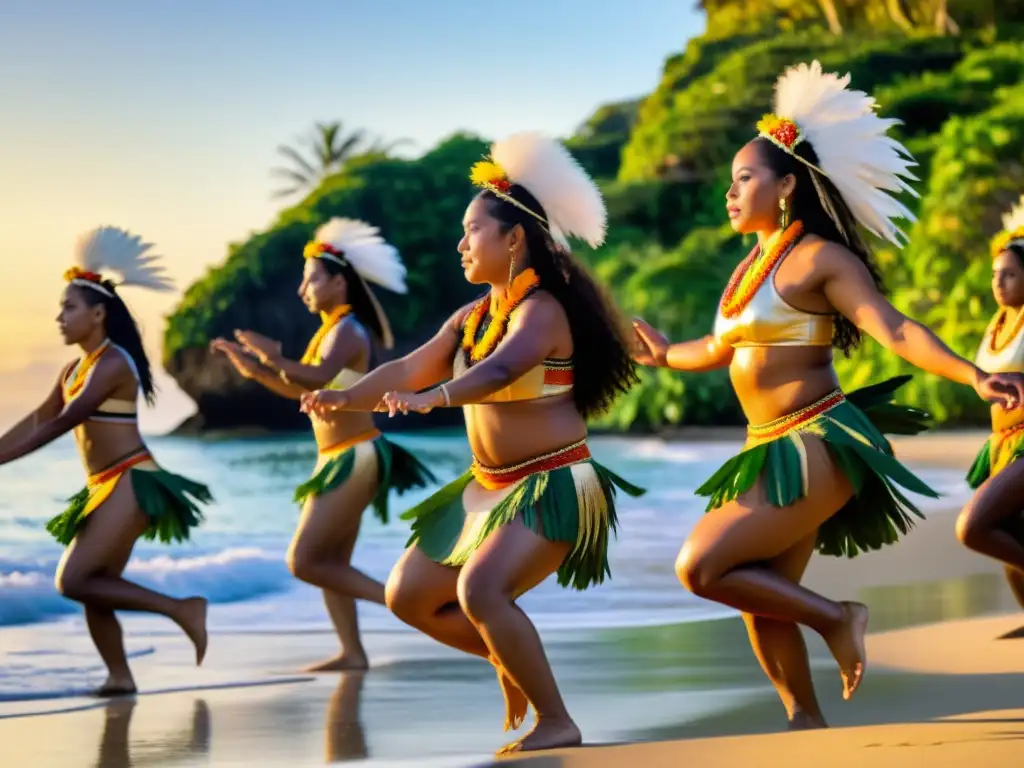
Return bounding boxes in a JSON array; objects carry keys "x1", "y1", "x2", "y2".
[
  {"x1": 991, "y1": 228, "x2": 1024, "y2": 258},
  {"x1": 63, "y1": 266, "x2": 103, "y2": 283},
  {"x1": 757, "y1": 113, "x2": 803, "y2": 152},
  {"x1": 303, "y1": 241, "x2": 344, "y2": 260},
  {"x1": 470, "y1": 159, "x2": 511, "y2": 194}
]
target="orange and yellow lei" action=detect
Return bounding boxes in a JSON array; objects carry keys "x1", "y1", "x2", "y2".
[
  {"x1": 300, "y1": 305, "x2": 352, "y2": 364},
  {"x1": 462, "y1": 268, "x2": 541, "y2": 364},
  {"x1": 719, "y1": 221, "x2": 804, "y2": 319},
  {"x1": 64, "y1": 339, "x2": 111, "y2": 401},
  {"x1": 987, "y1": 306, "x2": 1024, "y2": 354}
]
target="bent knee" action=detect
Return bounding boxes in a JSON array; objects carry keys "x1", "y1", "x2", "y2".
[
  {"x1": 384, "y1": 570, "x2": 420, "y2": 620},
  {"x1": 285, "y1": 544, "x2": 319, "y2": 584},
  {"x1": 955, "y1": 507, "x2": 983, "y2": 549},
  {"x1": 674, "y1": 545, "x2": 718, "y2": 597},
  {"x1": 456, "y1": 570, "x2": 506, "y2": 622},
  {"x1": 54, "y1": 568, "x2": 87, "y2": 601}
]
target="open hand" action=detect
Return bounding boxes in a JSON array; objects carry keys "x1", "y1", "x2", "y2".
[
  {"x1": 631, "y1": 318, "x2": 669, "y2": 367},
  {"x1": 976, "y1": 371, "x2": 1024, "y2": 411},
  {"x1": 381, "y1": 390, "x2": 442, "y2": 417},
  {"x1": 234, "y1": 330, "x2": 281, "y2": 365},
  {"x1": 300, "y1": 389, "x2": 348, "y2": 417},
  {"x1": 210, "y1": 338, "x2": 259, "y2": 379}
]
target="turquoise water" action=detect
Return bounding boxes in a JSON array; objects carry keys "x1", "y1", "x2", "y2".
[{"x1": 0, "y1": 430, "x2": 970, "y2": 705}]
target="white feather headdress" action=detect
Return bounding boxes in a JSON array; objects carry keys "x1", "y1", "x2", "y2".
[
  {"x1": 304, "y1": 217, "x2": 407, "y2": 349},
  {"x1": 65, "y1": 226, "x2": 174, "y2": 297},
  {"x1": 757, "y1": 60, "x2": 919, "y2": 247},
  {"x1": 469, "y1": 132, "x2": 607, "y2": 251},
  {"x1": 991, "y1": 195, "x2": 1024, "y2": 257}
]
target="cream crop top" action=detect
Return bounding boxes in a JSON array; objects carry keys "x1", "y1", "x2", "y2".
[
  {"x1": 975, "y1": 309, "x2": 1024, "y2": 374},
  {"x1": 713, "y1": 249, "x2": 834, "y2": 348}
]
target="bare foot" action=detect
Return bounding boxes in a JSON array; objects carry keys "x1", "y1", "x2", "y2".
[
  {"x1": 177, "y1": 597, "x2": 209, "y2": 666},
  {"x1": 996, "y1": 624, "x2": 1024, "y2": 640},
  {"x1": 787, "y1": 710, "x2": 827, "y2": 730},
  {"x1": 497, "y1": 717, "x2": 581, "y2": 755},
  {"x1": 496, "y1": 667, "x2": 528, "y2": 732},
  {"x1": 94, "y1": 675, "x2": 137, "y2": 697},
  {"x1": 303, "y1": 654, "x2": 369, "y2": 672},
  {"x1": 822, "y1": 601, "x2": 869, "y2": 700}
]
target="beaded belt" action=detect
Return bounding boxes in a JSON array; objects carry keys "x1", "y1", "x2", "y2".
[
  {"x1": 471, "y1": 438, "x2": 590, "y2": 491},
  {"x1": 746, "y1": 390, "x2": 845, "y2": 443},
  {"x1": 87, "y1": 448, "x2": 153, "y2": 488}
]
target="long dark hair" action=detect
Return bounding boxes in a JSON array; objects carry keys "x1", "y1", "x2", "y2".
[
  {"x1": 74, "y1": 282, "x2": 156, "y2": 403},
  {"x1": 318, "y1": 258, "x2": 386, "y2": 346},
  {"x1": 1005, "y1": 243, "x2": 1024, "y2": 271},
  {"x1": 752, "y1": 136, "x2": 886, "y2": 355},
  {"x1": 478, "y1": 187, "x2": 638, "y2": 418}
]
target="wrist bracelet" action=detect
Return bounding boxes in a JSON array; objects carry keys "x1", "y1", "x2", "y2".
[{"x1": 439, "y1": 384, "x2": 451, "y2": 406}]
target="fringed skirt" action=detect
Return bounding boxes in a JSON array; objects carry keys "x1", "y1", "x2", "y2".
[
  {"x1": 293, "y1": 429, "x2": 437, "y2": 524},
  {"x1": 400, "y1": 439, "x2": 646, "y2": 590},
  {"x1": 966, "y1": 421, "x2": 1024, "y2": 489},
  {"x1": 46, "y1": 448, "x2": 211, "y2": 546},
  {"x1": 695, "y1": 375, "x2": 939, "y2": 558}
]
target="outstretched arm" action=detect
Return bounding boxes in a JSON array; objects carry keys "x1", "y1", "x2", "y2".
[
  {"x1": 821, "y1": 243, "x2": 1023, "y2": 406},
  {"x1": 0, "y1": 356, "x2": 127, "y2": 465},
  {"x1": 236, "y1": 322, "x2": 363, "y2": 391},
  {"x1": 210, "y1": 339, "x2": 306, "y2": 400},
  {"x1": 0, "y1": 365, "x2": 69, "y2": 453},
  {"x1": 302, "y1": 303, "x2": 471, "y2": 414},
  {"x1": 632, "y1": 319, "x2": 734, "y2": 372}
]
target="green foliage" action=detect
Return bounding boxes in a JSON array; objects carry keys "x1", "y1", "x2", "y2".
[
  {"x1": 164, "y1": 6, "x2": 1024, "y2": 433},
  {"x1": 164, "y1": 134, "x2": 489, "y2": 365}
]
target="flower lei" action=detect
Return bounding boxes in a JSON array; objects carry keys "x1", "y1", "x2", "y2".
[
  {"x1": 461, "y1": 268, "x2": 541, "y2": 364},
  {"x1": 719, "y1": 221, "x2": 805, "y2": 319},
  {"x1": 987, "y1": 306, "x2": 1024, "y2": 354},
  {"x1": 64, "y1": 339, "x2": 111, "y2": 400},
  {"x1": 300, "y1": 305, "x2": 352, "y2": 364}
]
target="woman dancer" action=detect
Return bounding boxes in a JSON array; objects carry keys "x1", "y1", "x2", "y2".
[
  {"x1": 632, "y1": 61, "x2": 1024, "y2": 728},
  {"x1": 212, "y1": 218, "x2": 435, "y2": 671},
  {"x1": 301, "y1": 133, "x2": 644, "y2": 753},
  {"x1": 957, "y1": 195, "x2": 1024, "y2": 637},
  {"x1": 0, "y1": 227, "x2": 211, "y2": 695}
]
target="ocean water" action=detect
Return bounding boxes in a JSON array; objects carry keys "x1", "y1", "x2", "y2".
[{"x1": 0, "y1": 430, "x2": 972, "y2": 709}]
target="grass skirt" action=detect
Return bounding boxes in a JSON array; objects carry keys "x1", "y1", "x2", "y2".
[
  {"x1": 695, "y1": 375, "x2": 938, "y2": 558},
  {"x1": 46, "y1": 450, "x2": 211, "y2": 546},
  {"x1": 966, "y1": 422, "x2": 1024, "y2": 489},
  {"x1": 400, "y1": 441, "x2": 646, "y2": 590},
  {"x1": 293, "y1": 432, "x2": 437, "y2": 524}
]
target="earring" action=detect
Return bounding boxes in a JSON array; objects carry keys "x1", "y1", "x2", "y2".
[
  {"x1": 507, "y1": 246, "x2": 517, "y2": 288},
  {"x1": 779, "y1": 197, "x2": 789, "y2": 229}
]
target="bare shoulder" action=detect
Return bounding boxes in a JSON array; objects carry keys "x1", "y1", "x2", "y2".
[
  {"x1": 796, "y1": 234, "x2": 868, "y2": 280},
  {"x1": 96, "y1": 346, "x2": 133, "y2": 382},
  {"x1": 517, "y1": 289, "x2": 566, "y2": 325}
]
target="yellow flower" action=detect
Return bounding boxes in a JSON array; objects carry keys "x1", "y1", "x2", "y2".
[{"x1": 470, "y1": 159, "x2": 509, "y2": 191}]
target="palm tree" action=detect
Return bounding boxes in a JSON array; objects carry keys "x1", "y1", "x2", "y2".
[{"x1": 270, "y1": 121, "x2": 411, "y2": 199}]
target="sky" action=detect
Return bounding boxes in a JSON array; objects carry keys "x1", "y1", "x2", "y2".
[{"x1": 0, "y1": 0, "x2": 705, "y2": 434}]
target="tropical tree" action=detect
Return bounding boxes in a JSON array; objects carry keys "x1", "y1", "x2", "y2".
[{"x1": 270, "y1": 121, "x2": 411, "y2": 199}]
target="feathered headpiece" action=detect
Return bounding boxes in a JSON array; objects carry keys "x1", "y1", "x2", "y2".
[
  {"x1": 991, "y1": 195, "x2": 1024, "y2": 258},
  {"x1": 469, "y1": 132, "x2": 607, "y2": 251},
  {"x1": 756, "y1": 60, "x2": 919, "y2": 247},
  {"x1": 63, "y1": 226, "x2": 174, "y2": 297},
  {"x1": 303, "y1": 217, "x2": 407, "y2": 349}
]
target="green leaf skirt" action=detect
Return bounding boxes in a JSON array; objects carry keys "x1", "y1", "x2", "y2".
[
  {"x1": 46, "y1": 449, "x2": 212, "y2": 546},
  {"x1": 966, "y1": 422, "x2": 1024, "y2": 489},
  {"x1": 294, "y1": 431, "x2": 437, "y2": 525},
  {"x1": 400, "y1": 440, "x2": 646, "y2": 591},
  {"x1": 695, "y1": 375, "x2": 938, "y2": 558}
]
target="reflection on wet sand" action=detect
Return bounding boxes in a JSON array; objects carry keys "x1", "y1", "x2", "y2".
[
  {"x1": 324, "y1": 673, "x2": 368, "y2": 763},
  {"x1": 95, "y1": 697, "x2": 211, "y2": 768}
]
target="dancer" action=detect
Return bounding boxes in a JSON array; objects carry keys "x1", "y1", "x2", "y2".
[
  {"x1": 211, "y1": 218, "x2": 436, "y2": 671},
  {"x1": 631, "y1": 61, "x2": 1024, "y2": 728},
  {"x1": 301, "y1": 132, "x2": 644, "y2": 753},
  {"x1": 0, "y1": 227, "x2": 211, "y2": 695},
  {"x1": 956, "y1": 195, "x2": 1024, "y2": 638}
]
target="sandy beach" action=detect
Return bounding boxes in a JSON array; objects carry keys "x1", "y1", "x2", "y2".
[{"x1": 2, "y1": 430, "x2": 1022, "y2": 767}]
